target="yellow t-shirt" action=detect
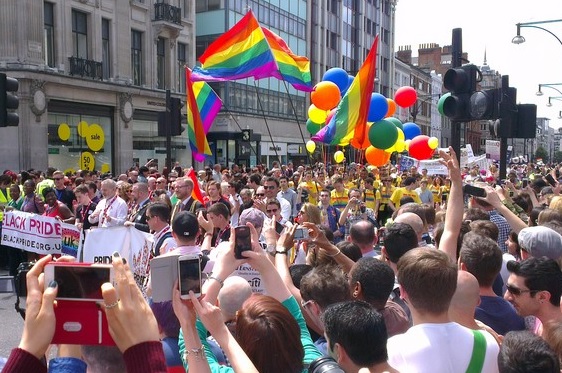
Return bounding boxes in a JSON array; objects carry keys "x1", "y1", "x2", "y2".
[
  {"x1": 364, "y1": 189, "x2": 376, "y2": 210},
  {"x1": 376, "y1": 186, "x2": 395, "y2": 211},
  {"x1": 390, "y1": 187, "x2": 421, "y2": 208},
  {"x1": 430, "y1": 185, "x2": 442, "y2": 204},
  {"x1": 299, "y1": 181, "x2": 321, "y2": 205},
  {"x1": 330, "y1": 189, "x2": 349, "y2": 210}
]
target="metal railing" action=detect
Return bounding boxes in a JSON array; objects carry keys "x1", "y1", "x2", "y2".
[
  {"x1": 68, "y1": 57, "x2": 103, "y2": 80},
  {"x1": 154, "y1": 3, "x2": 182, "y2": 25}
]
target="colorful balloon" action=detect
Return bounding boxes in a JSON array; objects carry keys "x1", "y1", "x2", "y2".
[
  {"x1": 306, "y1": 119, "x2": 323, "y2": 135},
  {"x1": 365, "y1": 146, "x2": 391, "y2": 167},
  {"x1": 409, "y1": 135, "x2": 435, "y2": 160},
  {"x1": 394, "y1": 86, "x2": 418, "y2": 108},
  {"x1": 322, "y1": 68, "x2": 350, "y2": 93},
  {"x1": 311, "y1": 81, "x2": 341, "y2": 111},
  {"x1": 368, "y1": 119, "x2": 398, "y2": 150},
  {"x1": 428, "y1": 137, "x2": 439, "y2": 150},
  {"x1": 437, "y1": 92, "x2": 451, "y2": 116},
  {"x1": 306, "y1": 140, "x2": 316, "y2": 153},
  {"x1": 334, "y1": 150, "x2": 345, "y2": 163},
  {"x1": 308, "y1": 104, "x2": 328, "y2": 124},
  {"x1": 385, "y1": 117, "x2": 403, "y2": 131},
  {"x1": 341, "y1": 75, "x2": 355, "y2": 96},
  {"x1": 402, "y1": 122, "x2": 421, "y2": 140},
  {"x1": 386, "y1": 99, "x2": 397, "y2": 117},
  {"x1": 368, "y1": 93, "x2": 389, "y2": 122},
  {"x1": 350, "y1": 122, "x2": 373, "y2": 150}
]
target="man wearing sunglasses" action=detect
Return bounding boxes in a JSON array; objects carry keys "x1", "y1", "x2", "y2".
[{"x1": 505, "y1": 257, "x2": 562, "y2": 337}]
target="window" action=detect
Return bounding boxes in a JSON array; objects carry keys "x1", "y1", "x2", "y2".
[
  {"x1": 72, "y1": 10, "x2": 88, "y2": 59},
  {"x1": 131, "y1": 30, "x2": 143, "y2": 86},
  {"x1": 44, "y1": 2, "x2": 55, "y2": 67},
  {"x1": 156, "y1": 37, "x2": 166, "y2": 89},
  {"x1": 177, "y1": 42, "x2": 187, "y2": 93},
  {"x1": 182, "y1": 0, "x2": 191, "y2": 19},
  {"x1": 102, "y1": 18, "x2": 110, "y2": 79}
]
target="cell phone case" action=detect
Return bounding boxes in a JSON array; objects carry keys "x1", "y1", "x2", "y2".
[
  {"x1": 52, "y1": 300, "x2": 115, "y2": 345},
  {"x1": 150, "y1": 255, "x2": 180, "y2": 303}
]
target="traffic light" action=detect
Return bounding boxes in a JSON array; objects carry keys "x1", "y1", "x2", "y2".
[
  {"x1": 513, "y1": 104, "x2": 537, "y2": 139},
  {"x1": 157, "y1": 111, "x2": 166, "y2": 137},
  {"x1": 0, "y1": 73, "x2": 19, "y2": 127},
  {"x1": 442, "y1": 64, "x2": 478, "y2": 121},
  {"x1": 169, "y1": 97, "x2": 184, "y2": 136}
]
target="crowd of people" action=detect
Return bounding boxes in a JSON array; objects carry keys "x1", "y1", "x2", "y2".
[{"x1": 2, "y1": 150, "x2": 562, "y2": 372}]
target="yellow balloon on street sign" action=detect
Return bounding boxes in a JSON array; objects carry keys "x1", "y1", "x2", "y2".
[{"x1": 101, "y1": 164, "x2": 110, "y2": 174}]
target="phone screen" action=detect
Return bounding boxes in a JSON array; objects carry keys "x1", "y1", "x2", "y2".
[
  {"x1": 54, "y1": 266, "x2": 110, "y2": 300},
  {"x1": 178, "y1": 258, "x2": 201, "y2": 297},
  {"x1": 235, "y1": 226, "x2": 252, "y2": 259},
  {"x1": 275, "y1": 221, "x2": 285, "y2": 235}
]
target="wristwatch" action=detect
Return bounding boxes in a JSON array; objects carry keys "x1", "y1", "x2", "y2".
[{"x1": 266, "y1": 244, "x2": 276, "y2": 256}]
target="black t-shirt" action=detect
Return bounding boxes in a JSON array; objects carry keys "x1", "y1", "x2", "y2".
[{"x1": 76, "y1": 202, "x2": 98, "y2": 230}]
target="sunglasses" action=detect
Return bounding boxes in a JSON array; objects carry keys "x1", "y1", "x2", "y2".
[
  {"x1": 266, "y1": 208, "x2": 278, "y2": 213},
  {"x1": 264, "y1": 185, "x2": 276, "y2": 190},
  {"x1": 146, "y1": 215, "x2": 154, "y2": 221},
  {"x1": 506, "y1": 284, "x2": 538, "y2": 296},
  {"x1": 54, "y1": 177, "x2": 63, "y2": 181},
  {"x1": 255, "y1": 193, "x2": 265, "y2": 197}
]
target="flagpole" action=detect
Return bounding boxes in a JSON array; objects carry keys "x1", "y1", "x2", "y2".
[
  {"x1": 281, "y1": 80, "x2": 316, "y2": 166},
  {"x1": 253, "y1": 81, "x2": 281, "y2": 166}
]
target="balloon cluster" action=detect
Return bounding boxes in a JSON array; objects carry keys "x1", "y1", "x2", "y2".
[{"x1": 306, "y1": 70, "x2": 439, "y2": 164}]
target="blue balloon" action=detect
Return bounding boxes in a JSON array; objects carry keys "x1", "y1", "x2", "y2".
[
  {"x1": 368, "y1": 93, "x2": 389, "y2": 122},
  {"x1": 341, "y1": 75, "x2": 355, "y2": 96},
  {"x1": 402, "y1": 122, "x2": 422, "y2": 140},
  {"x1": 323, "y1": 68, "x2": 350, "y2": 94}
]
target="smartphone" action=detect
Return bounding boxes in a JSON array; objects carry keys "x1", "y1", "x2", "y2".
[
  {"x1": 44, "y1": 263, "x2": 114, "y2": 302},
  {"x1": 275, "y1": 221, "x2": 285, "y2": 235},
  {"x1": 522, "y1": 178, "x2": 529, "y2": 188},
  {"x1": 178, "y1": 255, "x2": 202, "y2": 299},
  {"x1": 462, "y1": 184, "x2": 487, "y2": 198},
  {"x1": 150, "y1": 254, "x2": 180, "y2": 303},
  {"x1": 294, "y1": 226, "x2": 310, "y2": 240},
  {"x1": 545, "y1": 174, "x2": 556, "y2": 186},
  {"x1": 234, "y1": 226, "x2": 252, "y2": 259}
]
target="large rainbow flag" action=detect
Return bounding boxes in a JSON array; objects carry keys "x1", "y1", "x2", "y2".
[
  {"x1": 262, "y1": 27, "x2": 313, "y2": 92},
  {"x1": 191, "y1": 11, "x2": 276, "y2": 82},
  {"x1": 312, "y1": 36, "x2": 379, "y2": 145},
  {"x1": 186, "y1": 68, "x2": 222, "y2": 157}
]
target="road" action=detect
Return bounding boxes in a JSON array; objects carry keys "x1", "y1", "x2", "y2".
[{"x1": 0, "y1": 285, "x2": 24, "y2": 360}]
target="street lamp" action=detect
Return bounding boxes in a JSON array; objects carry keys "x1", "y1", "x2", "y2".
[
  {"x1": 536, "y1": 83, "x2": 562, "y2": 96},
  {"x1": 546, "y1": 96, "x2": 562, "y2": 107},
  {"x1": 512, "y1": 19, "x2": 562, "y2": 46},
  {"x1": 558, "y1": 111, "x2": 562, "y2": 119}
]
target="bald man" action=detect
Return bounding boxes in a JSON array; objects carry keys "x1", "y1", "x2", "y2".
[
  {"x1": 394, "y1": 212, "x2": 427, "y2": 247},
  {"x1": 449, "y1": 271, "x2": 502, "y2": 344}
]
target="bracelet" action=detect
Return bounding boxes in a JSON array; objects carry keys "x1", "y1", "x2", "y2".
[
  {"x1": 184, "y1": 346, "x2": 205, "y2": 361},
  {"x1": 327, "y1": 249, "x2": 342, "y2": 257},
  {"x1": 207, "y1": 273, "x2": 224, "y2": 287},
  {"x1": 276, "y1": 250, "x2": 288, "y2": 255}
]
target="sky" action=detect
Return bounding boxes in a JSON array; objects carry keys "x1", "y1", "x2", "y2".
[{"x1": 394, "y1": 0, "x2": 562, "y2": 128}]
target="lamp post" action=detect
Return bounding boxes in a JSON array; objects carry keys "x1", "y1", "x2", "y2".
[
  {"x1": 536, "y1": 83, "x2": 562, "y2": 96},
  {"x1": 546, "y1": 96, "x2": 562, "y2": 107},
  {"x1": 512, "y1": 19, "x2": 562, "y2": 46}
]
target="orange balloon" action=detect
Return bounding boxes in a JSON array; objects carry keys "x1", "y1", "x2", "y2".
[
  {"x1": 365, "y1": 146, "x2": 391, "y2": 167},
  {"x1": 350, "y1": 122, "x2": 372, "y2": 150},
  {"x1": 386, "y1": 98, "x2": 397, "y2": 117},
  {"x1": 311, "y1": 81, "x2": 341, "y2": 111}
]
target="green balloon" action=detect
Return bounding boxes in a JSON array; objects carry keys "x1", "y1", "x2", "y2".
[
  {"x1": 306, "y1": 119, "x2": 322, "y2": 135},
  {"x1": 438, "y1": 92, "x2": 451, "y2": 116},
  {"x1": 368, "y1": 119, "x2": 399, "y2": 150},
  {"x1": 386, "y1": 117, "x2": 403, "y2": 131}
]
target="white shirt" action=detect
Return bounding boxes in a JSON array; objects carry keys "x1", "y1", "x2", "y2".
[
  {"x1": 153, "y1": 225, "x2": 177, "y2": 256},
  {"x1": 387, "y1": 322, "x2": 499, "y2": 373},
  {"x1": 166, "y1": 245, "x2": 214, "y2": 274},
  {"x1": 229, "y1": 194, "x2": 243, "y2": 227},
  {"x1": 88, "y1": 196, "x2": 128, "y2": 228},
  {"x1": 276, "y1": 195, "x2": 292, "y2": 223}
]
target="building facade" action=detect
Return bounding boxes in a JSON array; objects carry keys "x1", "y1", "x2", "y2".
[{"x1": 0, "y1": 0, "x2": 197, "y2": 174}]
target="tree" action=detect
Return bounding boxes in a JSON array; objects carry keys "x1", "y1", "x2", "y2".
[
  {"x1": 535, "y1": 146, "x2": 548, "y2": 162},
  {"x1": 553, "y1": 151, "x2": 562, "y2": 164}
]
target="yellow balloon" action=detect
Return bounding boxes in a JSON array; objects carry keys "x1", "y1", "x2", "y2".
[
  {"x1": 101, "y1": 164, "x2": 110, "y2": 174},
  {"x1": 80, "y1": 151, "x2": 95, "y2": 171},
  {"x1": 334, "y1": 150, "x2": 345, "y2": 163},
  {"x1": 396, "y1": 128, "x2": 405, "y2": 142},
  {"x1": 306, "y1": 140, "x2": 316, "y2": 153},
  {"x1": 428, "y1": 137, "x2": 439, "y2": 150},
  {"x1": 308, "y1": 105, "x2": 328, "y2": 124},
  {"x1": 394, "y1": 139, "x2": 406, "y2": 152},
  {"x1": 86, "y1": 124, "x2": 105, "y2": 152},
  {"x1": 58, "y1": 123, "x2": 71, "y2": 141},
  {"x1": 78, "y1": 121, "x2": 89, "y2": 138},
  {"x1": 404, "y1": 139, "x2": 411, "y2": 151}
]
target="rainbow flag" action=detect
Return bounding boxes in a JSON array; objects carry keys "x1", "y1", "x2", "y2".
[
  {"x1": 191, "y1": 11, "x2": 277, "y2": 82},
  {"x1": 186, "y1": 68, "x2": 222, "y2": 156},
  {"x1": 262, "y1": 27, "x2": 313, "y2": 92},
  {"x1": 312, "y1": 36, "x2": 379, "y2": 145}
]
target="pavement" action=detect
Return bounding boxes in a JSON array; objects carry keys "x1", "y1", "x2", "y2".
[{"x1": 0, "y1": 269, "x2": 24, "y2": 361}]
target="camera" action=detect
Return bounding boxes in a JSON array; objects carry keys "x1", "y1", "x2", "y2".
[
  {"x1": 294, "y1": 226, "x2": 310, "y2": 240},
  {"x1": 308, "y1": 357, "x2": 344, "y2": 373}
]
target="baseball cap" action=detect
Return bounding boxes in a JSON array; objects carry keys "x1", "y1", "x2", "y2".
[
  {"x1": 239, "y1": 208, "x2": 264, "y2": 229},
  {"x1": 518, "y1": 226, "x2": 562, "y2": 261},
  {"x1": 172, "y1": 211, "x2": 199, "y2": 238}
]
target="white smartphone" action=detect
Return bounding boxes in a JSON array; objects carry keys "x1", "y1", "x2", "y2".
[
  {"x1": 44, "y1": 263, "x2": 115, "y2": 302},
  {"x1": 178, "y1": 255, "x2": 202, "y2": 299}
]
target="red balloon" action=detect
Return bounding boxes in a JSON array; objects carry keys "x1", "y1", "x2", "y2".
[
  {"x1": 311, "y1": 81, "x2": 341, "y2": 111},
  {"x1": 394, "y1": 86, "x2": 417, "y2": 108},
  {"x1": 365, "y1": 146, "x2": 391, "y2": 166},
  {"x1": 408, "y1": 135, "x2": 435, "y2": 160}
]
